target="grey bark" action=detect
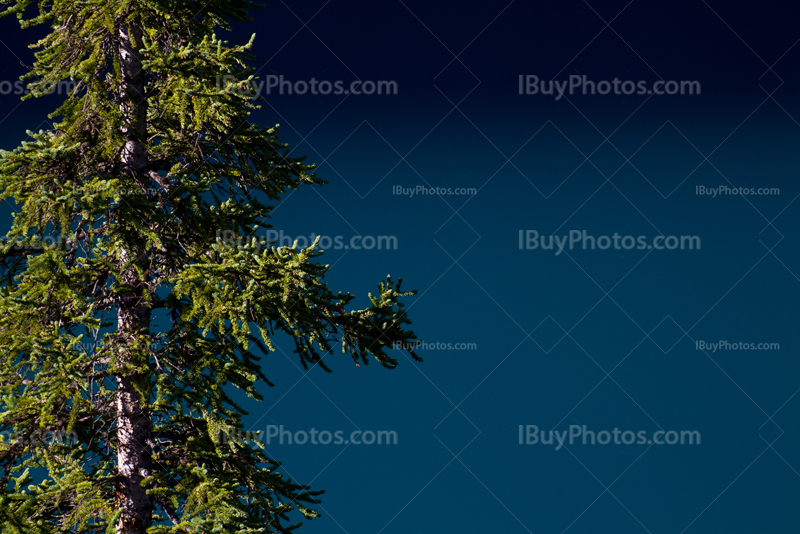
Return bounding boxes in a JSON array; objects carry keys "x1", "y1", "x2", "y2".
[{"x1": 115, "y1": 19, "x2": 154, "y2": 534}]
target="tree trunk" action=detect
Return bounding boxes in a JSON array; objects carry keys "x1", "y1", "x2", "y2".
[
  {"x1": 115, "y1": 19, "x2": 153, "y2": 534},
  {"x1": 115, "y1": 336, "x2": 153, "y2": 534}
]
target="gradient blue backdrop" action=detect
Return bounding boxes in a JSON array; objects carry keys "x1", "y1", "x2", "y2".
[{"x1": 1, "y1": 1, "x2": 799, "y2": 532}]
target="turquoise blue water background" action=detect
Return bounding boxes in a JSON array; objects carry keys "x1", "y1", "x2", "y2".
[{"x1": 1, "y1": 1, "x2": 799, "y2": 532}]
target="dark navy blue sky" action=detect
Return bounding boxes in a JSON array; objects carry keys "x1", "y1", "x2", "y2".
[{"x1": 2, "y1": 1, "x2": 800, "y2": 532}]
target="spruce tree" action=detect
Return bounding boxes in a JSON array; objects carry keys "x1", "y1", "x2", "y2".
[{"x1": 0, "y1": 1, "x2": 420, "y2": 532}]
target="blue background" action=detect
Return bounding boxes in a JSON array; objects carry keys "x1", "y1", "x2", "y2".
[{"x1": 2, "y1": 0, "x2": 800, "y2": 532}]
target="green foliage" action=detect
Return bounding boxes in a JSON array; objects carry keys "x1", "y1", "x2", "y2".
[{"x1": 0, "y1": 0, "x2": 421, "y2": 532}]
